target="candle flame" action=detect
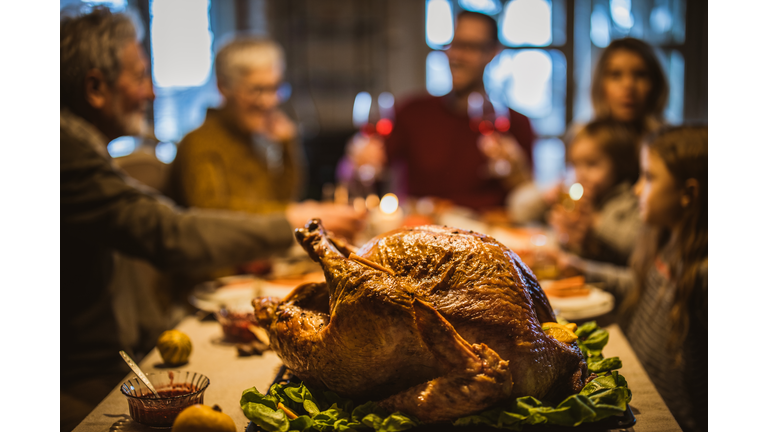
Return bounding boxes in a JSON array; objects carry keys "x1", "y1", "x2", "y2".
[
  {"x1": 569, "y1": 183, "x2": 584, "y2": 201},
  {"x1": 380, "y1": 193, "x2": 399, "y2": 214}
]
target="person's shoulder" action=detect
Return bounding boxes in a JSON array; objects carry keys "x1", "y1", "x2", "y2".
[
  {"x1": 505, "y1": 107, "x2": 533, "y2": 137},
  {"x1": 176, "y1": 109, "x2": 222, "y2": 153},
  {"x1": 598, "y1": 182, "x2": 639, "y2": 221},
  {"x1": 506, "y1": 106, "x2": 531, "y2": 123},
  {"x1": 60, "y1": 110, "x2": 109, "y2": 164}
]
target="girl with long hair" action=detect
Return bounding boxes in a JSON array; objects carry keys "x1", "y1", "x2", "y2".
[{"x1": 563, "y1": 125, "x2": 708, "y2": 432}]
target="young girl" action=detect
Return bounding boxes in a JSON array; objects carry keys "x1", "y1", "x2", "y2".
[
  {"x1": 564, "y1": 126, "x2": 708, "y2": 432},
  {"x1": 548, "y1": 120, "x2": 642, "y2": 265}
]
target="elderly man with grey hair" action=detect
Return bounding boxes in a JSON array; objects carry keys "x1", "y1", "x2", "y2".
[
  {"x1": 60, "y1": 8, "x2": 363, "y2": 430},
  {"x1": 168, "y1": 37, "x2": 303, "y2": 217}
]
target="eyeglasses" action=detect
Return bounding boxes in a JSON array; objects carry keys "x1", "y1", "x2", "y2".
[
  {"x1": 232, "y1": 81, "x2": 293, "y2": 104},
  {"x1": 446, "y1": 40, "x2": 495, "y2": 53},
  {"x1": 241, "y1": 83, "x2": 282, "y2": 99}
]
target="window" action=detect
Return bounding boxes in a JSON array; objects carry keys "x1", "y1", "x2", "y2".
[
  {"x1": 500, "y1": 0, "x2": 552, "y2": 46},
  {"x1": 458, "y1": 0, "x2": 502, "y2": 15},
  {"x1": 151, "y1": 0, "x2": 213, "y2": 88},
  {"x1": 426, "y1": 51, "x2": 452, "y2": 97},
  {"x1": 425, "y1": 0, "x2": 454, "y2": 49},
  {"x1": 485, "y1": 49, "x2": 567, "y2": 136},
  {"x1": 149, "y1": 0, "x2": 215, "y2": 162},
  {"x1": 494, "y1": 0, "x2": 567, "y2": 187},
  {"x1": 352, "y1": 92, "x2": 373, "y2": 127}
]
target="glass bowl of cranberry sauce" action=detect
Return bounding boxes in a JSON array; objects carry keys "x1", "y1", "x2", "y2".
[{"x1": 120, "y1": 370, "x2": 210, "y2": 429}]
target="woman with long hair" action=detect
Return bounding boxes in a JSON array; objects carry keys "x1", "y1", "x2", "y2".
[{"x1": 590, "y1": 37, "x2": 669, "y2": 136}]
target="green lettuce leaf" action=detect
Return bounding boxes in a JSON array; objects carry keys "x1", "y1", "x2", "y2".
[
  {"x1": 587, "y1": 355, "x2": 622, "y2": 373},
  {"x1": 376, "y1": 412, "x2": 419, "y2": 432},
  {"x1": 579, "y1": 328, "x2": 609, "y2": 356},
  {"x1": 290, "y1": 416, "x2": 314, "y2": 432},
  {"x1": 242, "y1": 382, "x2": 419, "y2": 432},
  {"x1": 241, "y1": 322, "x2": 630, "y2": 431},
  {"x1": 574, "y1": 320, "x2": 598, "y2": 337},
  {"x1": 241, "y1": 387, "x2": 291, "y2": 432}
]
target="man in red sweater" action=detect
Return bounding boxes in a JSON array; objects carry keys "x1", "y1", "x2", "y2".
[{"x1": 346, "y1": 11, "x2": 535, "y2": 212}]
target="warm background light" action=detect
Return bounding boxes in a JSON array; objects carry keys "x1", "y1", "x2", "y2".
[{"x1": 365, "y1": 194, "x2": 380, "y2": 211}]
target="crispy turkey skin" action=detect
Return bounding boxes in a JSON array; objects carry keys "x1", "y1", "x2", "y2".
[{"x1": 253, "y1": 219, "x2": 587, "y2": 423}]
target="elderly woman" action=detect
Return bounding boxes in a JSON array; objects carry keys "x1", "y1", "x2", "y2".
[{"x1": 169, "y1": 37, "x2": 305, "y2": 215}]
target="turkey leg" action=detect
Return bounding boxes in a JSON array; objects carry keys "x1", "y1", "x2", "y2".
[{"x1": 378, "y1": 299, "x2": 513, "y2": 423}]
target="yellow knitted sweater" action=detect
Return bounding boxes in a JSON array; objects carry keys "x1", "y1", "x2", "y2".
[{"x1": 169, "y1": 108, "x2": 303, "y2": 214}]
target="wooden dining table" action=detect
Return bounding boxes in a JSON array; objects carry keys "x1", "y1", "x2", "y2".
[{"x1": 72, "y1": 311, "x2": 682, "y2": 432}]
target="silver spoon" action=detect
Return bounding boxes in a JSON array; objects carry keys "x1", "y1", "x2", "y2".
[{"x1": 119, "y1": 350, "x2": 160, "y2": 398}]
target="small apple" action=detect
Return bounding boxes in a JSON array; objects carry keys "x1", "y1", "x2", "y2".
[{"x1": 171, "y1": 404, "x2": 237, "y2": 432}]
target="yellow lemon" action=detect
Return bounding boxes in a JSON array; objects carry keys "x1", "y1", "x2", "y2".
[
  {"x1": 157, "y1": 330, "x2": 192, "y2": 366},
  {"x1": 171, "y1": 404, "x2": 236, "y2": 432},
  {"x1": 541, "y1": 322, "x2": 578, "y2": 343}
]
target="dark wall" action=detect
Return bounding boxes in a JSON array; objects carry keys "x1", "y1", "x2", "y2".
[
  {"x1": 684, "y1": 1, "x2": 707, "y2": 123},
  {"x1": 265, "y1": 0, "x2": 429, "y2": 200}
]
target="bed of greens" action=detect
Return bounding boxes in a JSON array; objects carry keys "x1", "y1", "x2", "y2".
[{"x1": 240, "y1": 321, "x2": 631, "y2": 432}]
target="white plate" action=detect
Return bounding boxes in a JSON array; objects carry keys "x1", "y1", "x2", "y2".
[
  {"x1": 189, "y1": 277, "x2": 263, "y2": 313},
  {"x1": 544, "y1": 285, "x2": 615, "y2": 321}
]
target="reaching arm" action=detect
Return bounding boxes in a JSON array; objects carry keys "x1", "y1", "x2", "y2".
[
  {"x1": 560, "y1": 253, "x2": 635, "y2": 300},
  {"x1": 61, "y1": 131, "x2": 295, "y2": 273}
]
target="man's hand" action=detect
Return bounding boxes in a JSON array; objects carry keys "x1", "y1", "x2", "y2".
[
  {"x1": 347, "y1": 133, "x2": 387, "y2": 170},
  {"x1": 477, "y1": 132, "x2": 531, "y2": 188},
  {"x1": 286, "y1": 201, "x2": 367, "y2": 242}
]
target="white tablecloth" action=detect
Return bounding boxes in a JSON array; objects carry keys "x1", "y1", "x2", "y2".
[{"x1": 73, "y1": 317, "x2": 681, "y2": 431}]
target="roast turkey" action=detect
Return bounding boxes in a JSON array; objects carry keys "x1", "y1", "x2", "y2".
[{"x1": 253, "y1": 219, "x2": 587, "y2": 423}]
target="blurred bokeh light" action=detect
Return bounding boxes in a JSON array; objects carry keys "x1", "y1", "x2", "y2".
[
  {"x1": 500, "y1": 0, "x2": 552, "y2": 47},
  {"x1": 107, "y1": 136, "x2": 137, "y2": 158},
  {"x1": 353, "y1": 92, "x2": 372, "y2": 127},
  {"x1": 590, "y1": 4, "x2": 611, "y2": 48},
  {"x1": 426, "y1": 51, "x2": 452, "y2": 96},
  {"x1": 485, "y1": 49, "x2": 552, "y2": 118},
  {"x1": 458, "y1": 0, "x2": 502, "y2": 15},
  {"x1": 150, "y1": 0, "x2": 213, "y2": 88},
  {"x1": 425, "y1": 0, "x2": 454, "y2": 49},
  {"x1": 155, "y1": 142, "x2": 178, "y2": 164}
]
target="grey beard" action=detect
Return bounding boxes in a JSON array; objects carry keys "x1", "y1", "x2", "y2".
[{"x1": 120, "y1": 111, "x2": 148, "y2": 137}]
